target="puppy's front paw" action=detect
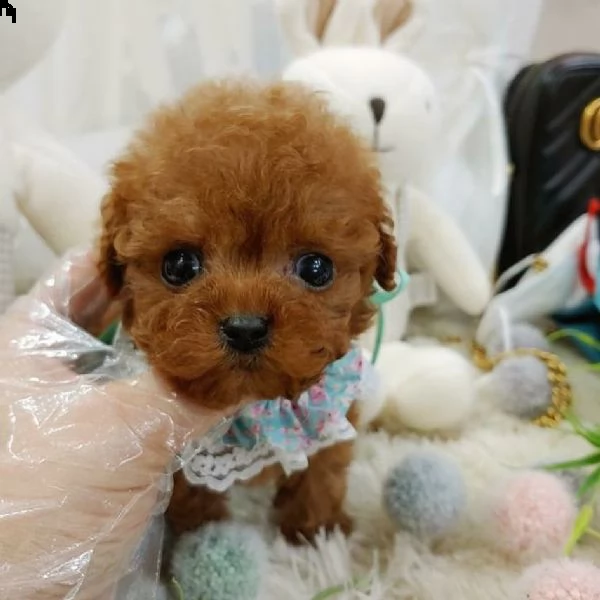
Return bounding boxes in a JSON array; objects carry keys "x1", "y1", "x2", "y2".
[
  {"x1": 279, "y1": 511, "x2": 353, "y2": 546},
  {"x1": 274, "y1": 438, "x2": 356, "y2": 545}
]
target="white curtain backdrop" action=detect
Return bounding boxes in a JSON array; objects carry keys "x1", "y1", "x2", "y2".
[
  {"x1": 6, "y1": 0, "x2": 542, "y2": 138},
  {"x1": 6, "y1": 0, "x2": 289, "y2": 135},
  {"x1": 2, "y1": 0, "x2": 546, "y2": 274},
  {"x1": 389, "y1": 0, "x2": 543, "y2": 272}
]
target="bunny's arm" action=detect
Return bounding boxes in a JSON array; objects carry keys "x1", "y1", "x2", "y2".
[
  {"x1": 12, "y1": 132, "x2": 106, "y2": 254},
  {"x1": 405, "y1": 186, "x2": 491, "y2": 315}
]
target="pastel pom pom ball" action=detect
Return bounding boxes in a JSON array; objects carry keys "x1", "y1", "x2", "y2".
[
  {"x1": 383, "y1": 451, "x2": 466, "y2": 539},
  {"x1": 518, "y1": 559, "x2": 600, "y2": 599},
  {"x1": 478, "y1": 356, "x2": 552, "y2": 420},
  {"x1": 170, "y1": 522, "x2": 267, "y2": 600},
  {"x1": 491, "y1": 472, "x2": 576, "y2": 562}
]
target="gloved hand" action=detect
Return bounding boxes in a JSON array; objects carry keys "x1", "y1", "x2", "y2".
[{"x1": 0, "y1": 249, "x2": 234, "y2": 600}]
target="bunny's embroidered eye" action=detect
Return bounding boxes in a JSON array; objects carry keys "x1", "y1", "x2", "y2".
[
  {"x1": 293, "y1": 253, "x2": 335, "y2": 289},
  {"x1": 161, "y1": 248, "x2": 204, "y2": 287}
]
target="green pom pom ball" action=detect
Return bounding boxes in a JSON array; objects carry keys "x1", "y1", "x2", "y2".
[{"x1": 170, "y1": 522, "x2": 267, "y2": 600}]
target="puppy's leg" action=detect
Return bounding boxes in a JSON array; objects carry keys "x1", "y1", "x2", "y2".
[
  {"x1": 273, "y1": 404, "x2": 358, "y2": 545},
  {"x1": 166, "y1": 471, "x2": 229, "y2": 535}
]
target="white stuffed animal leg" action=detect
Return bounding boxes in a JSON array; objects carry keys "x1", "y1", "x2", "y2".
[{"x1": 362, "y1": 341, "x2": 478, "y2": 432}]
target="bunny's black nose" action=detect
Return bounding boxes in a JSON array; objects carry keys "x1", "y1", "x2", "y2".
[{"x1": 369, "y1": 97, "x2": 386, "y2": 124}]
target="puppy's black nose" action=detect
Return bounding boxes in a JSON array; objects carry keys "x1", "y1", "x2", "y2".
[
  {"x1": 220, "y1": 314, "x2": 270, "y2": 353},
  {"x1": 369, "y1": 97, "x2": 386, "y2": 124}
]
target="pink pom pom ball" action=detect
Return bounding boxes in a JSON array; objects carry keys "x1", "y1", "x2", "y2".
[
  {"x1": 518, "y1": 559, "x2": 600, "y2": 600},
  {"x1": 491, "y1": 471, "x2": 576, "y2": 562}
]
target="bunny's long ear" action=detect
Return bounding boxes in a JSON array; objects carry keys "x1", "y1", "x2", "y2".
[
  {"x1": 379, "y1": 0, "x2": 427, "y2": 52},
  {"x1": 374, "y1": 0, "x2": 414, "y2": 40},
  {"x1": 309, "y1": 0, "x2": 337, "y2": 40},
  {"x1": 318, "y1": 0, "x2": 380, "y2": 46},
  {"x1": 276, "y1": 0, "x2": 380, "y2": 56},
  {"x1": 275, "y1": 0, "x2": 321, "y2": 56}
]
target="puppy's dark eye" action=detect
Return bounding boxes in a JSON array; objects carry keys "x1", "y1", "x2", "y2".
[
  {"x1": 294, "y1": 253, "x2": 335, "y2": 289},
  {"x1": 161, "y1": 248, "x2": 203, "y2": 287}
]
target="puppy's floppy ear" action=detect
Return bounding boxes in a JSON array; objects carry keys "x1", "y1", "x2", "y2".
[
  {"x1": 98, "y1": 189, "x2": 127, "y2": 297},
  {"x1": 375, "y1": 210, "x2": 398, "y2": 291}
]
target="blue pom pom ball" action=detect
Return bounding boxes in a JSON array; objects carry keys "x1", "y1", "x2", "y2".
[
  {"x1": 170, "y1": 522, "x2": 267, "y2": 600},
  {"x1": 383, "y1": 451, "x2": 466, "y2": 539},
  {"x1": 489, "y1": 357, "x2": 552, "y2": 420}
]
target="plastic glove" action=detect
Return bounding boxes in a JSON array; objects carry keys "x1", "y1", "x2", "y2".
[{"x1": 0, "y1": 249, "x2": 235, "y2": 600}]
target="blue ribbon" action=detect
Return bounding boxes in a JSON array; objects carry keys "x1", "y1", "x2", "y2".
[{"x1": 370, "y1": 269, "x2": 410, "y2": 364}]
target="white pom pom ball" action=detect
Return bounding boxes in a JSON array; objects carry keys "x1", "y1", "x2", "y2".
[{"x1": 375, "y1": 342, "x2": 477, "y2": 431}]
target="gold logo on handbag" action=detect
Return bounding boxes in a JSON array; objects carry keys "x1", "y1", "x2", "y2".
[{"x1": 580, "y1": 98, "x2": 600, "y2": 151}]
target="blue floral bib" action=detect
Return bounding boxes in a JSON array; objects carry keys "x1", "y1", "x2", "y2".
[{"x1": 181, "y1": 347, "x2": 377, "y2": 492}]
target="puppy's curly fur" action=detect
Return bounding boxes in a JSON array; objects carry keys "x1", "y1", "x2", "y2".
[{"x1": 98, "y1": 80, "x2": 397, "y2": 543}]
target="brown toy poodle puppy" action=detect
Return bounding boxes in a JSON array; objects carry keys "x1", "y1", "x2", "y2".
[{"x1": 98, "y1": 80, "x2": 397, "y2": 544}]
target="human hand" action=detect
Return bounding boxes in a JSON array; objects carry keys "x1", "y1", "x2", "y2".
[{"x1": 0, "y1": 249, "x2": 234, "y2": 600}]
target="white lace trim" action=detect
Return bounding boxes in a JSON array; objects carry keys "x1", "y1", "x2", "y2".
[{"x1": 181, "y1": 418, "x2": 356, "y2": 492}]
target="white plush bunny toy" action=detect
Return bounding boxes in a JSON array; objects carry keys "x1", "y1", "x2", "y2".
[
  {"x1": 278, "y1": 0, "x2": 492, "y2": 430},
  {"x1": 0, "y1": 0, "x2": 105, "y2": 310}
]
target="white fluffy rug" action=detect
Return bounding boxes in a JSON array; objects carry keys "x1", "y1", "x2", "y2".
[
  {"x1": 244, "y1": 341, "x2": 600, "y2": 600},
  {"x1": 135, "y1": 335, "x2": 599, "y2": 600}
]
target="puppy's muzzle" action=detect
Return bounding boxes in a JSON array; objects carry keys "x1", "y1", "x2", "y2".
[{"x1": 219, "y1": 314, "x2": 271, "y2": 353}]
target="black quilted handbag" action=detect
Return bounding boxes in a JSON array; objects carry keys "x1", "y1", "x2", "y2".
[{"x1": 497, "y1": 52, "x2": 600, "y2": 281}]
